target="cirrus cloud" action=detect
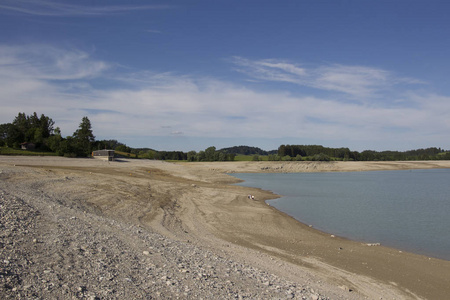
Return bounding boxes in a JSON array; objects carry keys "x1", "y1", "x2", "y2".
[
  {"x1": 0, "y1": 0, "x2": 173, "y2": 17},
  {"x1": 231, "y1": 56, "x2": 426, "y2": 99}
]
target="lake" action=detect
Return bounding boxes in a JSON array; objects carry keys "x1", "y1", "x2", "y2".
[{"x1": 233, "y1": 169, "x2": 450, "y2": 261}]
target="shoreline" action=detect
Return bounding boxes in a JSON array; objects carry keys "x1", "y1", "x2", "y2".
[
  {"x1": 2, "y1": 156, "x2": 450, "y2": 299},
  {"x1": 230, "y1": 170, "x2": 450, "y2": 262},
  {"x1": 180, "y1": 160, "x2": 450, "y2": 299}
]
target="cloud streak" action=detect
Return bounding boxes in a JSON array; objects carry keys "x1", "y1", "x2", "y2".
[
  {"x1": 232, "y1": 57, "x2": 425, "y2": 99},
  {"x1": 0, "y1": 45, "x2": 109, "y2": 80},
  {"x1": 0, "y1": 0, "x2": 172, "y2": 17},
  {"x1": 232, "y1": 56, "x2": 306, "y2": 85}
]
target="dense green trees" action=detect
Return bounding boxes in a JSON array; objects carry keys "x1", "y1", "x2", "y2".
[
  {"x1": 154, "y1": 151, "x2": 187, "y2": 161},
  {"x1": 140, "y1": 148, "x2": 234, "y2": 161},
  {"x1": 277, "y1": 144, "x2": 354, "y2": 160},
  {"x1": 0, "y1": 113, "x2": 95, "y2": 157},
  {"x1": 0, "y1": 112, "x2": 55, "y2": 149},
  {"x1": 95, "y1": 139, "x2": 122, "y2": 150},
  {"x1": 205, "y1": 146, "x2": 217, "y2": 161},
  {"x1": 219, "y1": 145, "x2": 275, "y2": 156},
  {"x1": 0, "y1": 123, "x2": 11, "y2": 147},
  {"x1": 164, "y1": 147, "x2": 236, "y2": 162},
  {"x1": 47, "y1": 127, "x2": 63, "y2": 155},
  {"x1": 187, "y1": 150, "x2": 197, "y2": 161}
]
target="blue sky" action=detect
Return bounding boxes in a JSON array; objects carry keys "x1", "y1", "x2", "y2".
[{"x1": 1, "y1": 0, "x2": 450, "y2": 152}]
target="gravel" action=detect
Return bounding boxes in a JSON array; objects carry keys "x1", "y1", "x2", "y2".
[{"x1": 0, "y1": 166, "x2": 333, "y2": 299}]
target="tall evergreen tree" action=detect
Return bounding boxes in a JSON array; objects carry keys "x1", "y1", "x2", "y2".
[{"x1": 73, "y1": 116, "x2": 95, "y2": 156}]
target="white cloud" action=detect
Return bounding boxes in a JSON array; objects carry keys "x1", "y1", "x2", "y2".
[{"x1": 0, "y1": 44, "x2": 448, "y2": 151}]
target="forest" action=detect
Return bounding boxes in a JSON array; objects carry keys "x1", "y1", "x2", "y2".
[{"x1": 1, "y1": 112, "x2": 449, "y2": 161}]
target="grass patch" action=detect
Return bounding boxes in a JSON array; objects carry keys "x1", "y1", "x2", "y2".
[
  {"x1": 165, "y1": 159, "x2": 188, "y2": 162},
  {"x1": 114, "y1": 150, "x2": 139, "y2": 158},
  {"x1": 234, "y1": 154, "x2": 269, "y2": 161},
  {"x1": 233, "y1": 155, "x2": 253, "y2": 161},
  {"x1": 0, "y1": 147, "x2": 58, "y2": 156}
]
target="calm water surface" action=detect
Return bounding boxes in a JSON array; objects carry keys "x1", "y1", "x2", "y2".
[{"x1": 233, "y1": 169, "x2": 450, "y2": 261}]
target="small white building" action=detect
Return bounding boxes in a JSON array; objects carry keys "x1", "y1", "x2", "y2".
[{"x1": 92, "y1": 149, "x2": 115, "y2": 161}]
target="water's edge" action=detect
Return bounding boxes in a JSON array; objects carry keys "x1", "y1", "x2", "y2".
[{"x1": 231, "y1": 170, "x2": 450, "y2": 261}]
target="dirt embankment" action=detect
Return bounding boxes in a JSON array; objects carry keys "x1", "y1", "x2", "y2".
[{"x1": 1, "y1": 156, "x2": 450, "y2": 299}]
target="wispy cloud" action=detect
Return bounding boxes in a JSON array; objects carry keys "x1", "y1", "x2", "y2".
[
  {"x1": 0, "y1": 0, "x2": 173, "y2": 17},
  {"x1": 312, "y1": 64, "x2": 390, "y2": 97},
  {"x1": 232, "y1": 56, "x2": 306, "y2": 84},
  {"x1": 0, "y1": 44, "x2": 448, "y2": 151},
  {"x1": 0, "y1": 45, "x2": 109, "y2": 80},
  {"x1": 232, "y1": 57, "x2": 425, "y2": 99}
]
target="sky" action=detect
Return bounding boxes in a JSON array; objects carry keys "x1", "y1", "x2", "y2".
[{"x1": 1, "y1": 0, "x2": 450, "y2": 152}]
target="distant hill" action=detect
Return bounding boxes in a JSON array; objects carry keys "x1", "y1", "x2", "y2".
[
  {"x1": 134, "y1": 147, "x2": 157, "y2": 152},
  {"x1": 219, "y1": 145, "x2": 276, "y2": 155}
]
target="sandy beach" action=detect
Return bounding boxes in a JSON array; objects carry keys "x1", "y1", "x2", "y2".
[{"x1": 1, "y1": 156, "x2": 450, "y2": 299}]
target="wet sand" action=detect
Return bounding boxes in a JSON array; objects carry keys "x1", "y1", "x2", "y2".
[{"x1": 2, "y1": 157, "x2": 450, "y2": 299}]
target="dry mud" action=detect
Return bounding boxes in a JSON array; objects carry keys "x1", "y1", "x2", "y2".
[{"x1": 1, "y1": 156, "x2": 450, "y2": 299}]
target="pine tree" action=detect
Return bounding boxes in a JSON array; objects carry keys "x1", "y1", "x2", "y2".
[{"x1": 73, "y1": 116, "x2": 95, "y2": 156}]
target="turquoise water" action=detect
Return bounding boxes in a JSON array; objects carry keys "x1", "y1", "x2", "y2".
[{"x1": 233, "y1": 169, "x2": 450, "y2": 261}]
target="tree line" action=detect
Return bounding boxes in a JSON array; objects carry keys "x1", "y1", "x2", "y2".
[
  {"x1": 0, "y1": 113, "x2": 236, "y2": 161},
  {"x1": 137, "y1": 145, "x2": 450, "y2": 162},
  {"x1": 219, "y1": 145, "x2": 276, "y2": 156},
  {"x1": 185, "y1": 147, "x2": 236, "y2": 162},
  {"x1": 1, "y1": 112, "x2": 449, "y2": 161},
  {"x1": 275, "y1": 144, "x2": 450, "y2": 161}
]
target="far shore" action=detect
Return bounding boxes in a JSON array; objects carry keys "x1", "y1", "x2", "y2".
[
  {"x1": 2, "y1": 156, "x2": 450, "y2": 299},
  {"x1": 178, "y1": 159, "x2": 450, "y2": 174}
]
